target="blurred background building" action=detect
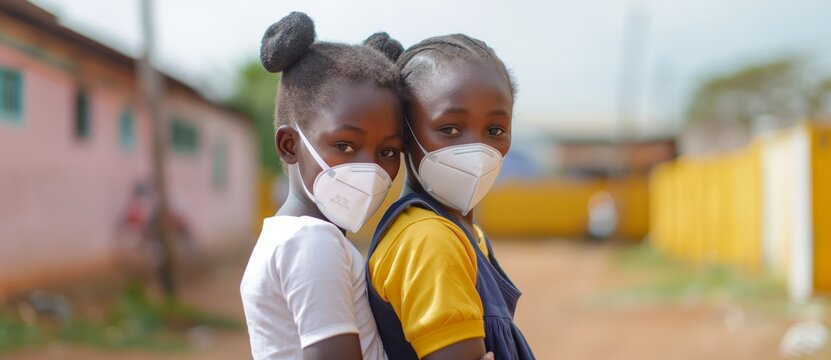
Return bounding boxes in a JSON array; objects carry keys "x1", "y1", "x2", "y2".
[{"x1": 0, "y1": 0, "x2": 257, "y2": 294}]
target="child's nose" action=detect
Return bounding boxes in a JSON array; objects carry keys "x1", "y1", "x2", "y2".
[
  {"x1": 356, "y1": 151, "x2": 376, "y2": 163},
  {"x1": 465, "y1": 132, "x2": 486, "y2": 145}
]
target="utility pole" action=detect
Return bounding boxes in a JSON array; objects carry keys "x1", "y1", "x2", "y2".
[
  {"x1": 611, "y1": 4, "x2": 649, "y2": 240},
  {"x1": 616, "y1": 5, "x2": 649, "y2": 146},
  {"x1": 137, "y1": 0, "x2": 177, "y2": 300}
]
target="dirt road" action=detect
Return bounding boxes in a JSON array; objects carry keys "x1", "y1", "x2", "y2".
[{"x1": 6, "y1": 240, "x2": 821, "y2": 360}]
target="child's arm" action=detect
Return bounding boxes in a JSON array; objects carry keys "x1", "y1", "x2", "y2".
[
  {"x1": 424, "y1": 338, "x2": 487, "y2": 360},
  {"x1": 370, "y1": 218, "x2": 487, "y2": 359},
  {"x1": 303, "y1": 333, "x2": 363, "y2": 360}
]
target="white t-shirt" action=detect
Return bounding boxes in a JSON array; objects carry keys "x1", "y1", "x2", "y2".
[{"x1": 240, "y1": 215, "x2": 386, "y2": 360}]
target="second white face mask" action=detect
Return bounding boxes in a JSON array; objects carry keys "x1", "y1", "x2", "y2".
[
  {"x1": 406, "y1": 122, "x2": 504, "y2": 215},
  {"x1": 295, "y1": 128, "x2": 392, "y2": 232}
]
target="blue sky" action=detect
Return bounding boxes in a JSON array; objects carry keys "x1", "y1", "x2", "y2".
[{"x1": 32, "y1": 0, "x2": 831, "y2": 137}]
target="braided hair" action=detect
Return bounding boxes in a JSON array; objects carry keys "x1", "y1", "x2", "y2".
[
  {"x1": 397, "y1": 34, "x2": 516, "y2": 113},
  {"x1": 260, "y1": 12, "x2": 403, "y2": 130}
]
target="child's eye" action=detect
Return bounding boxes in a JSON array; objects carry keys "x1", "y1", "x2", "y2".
[
  {"x1": 439, "y1": 127, "x2": 460, "y2": 135},
  {"x1": 335, "y1": 143, "x2": 355, "y2": 152},
  {"x1": 488, "y1": 127, "x2": 506, "y2": 136},
  {"x1": 380, "y1": 149, "x2": 398, "y2": 158}
]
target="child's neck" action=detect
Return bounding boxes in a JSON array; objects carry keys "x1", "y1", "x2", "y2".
[{"x1": 276, "y1": 174, "x2": 327, "y2": 221}]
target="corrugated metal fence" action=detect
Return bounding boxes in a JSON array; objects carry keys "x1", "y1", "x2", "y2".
[{"x1": 649, "y1": 122, "x2": 831, "y2": 301}]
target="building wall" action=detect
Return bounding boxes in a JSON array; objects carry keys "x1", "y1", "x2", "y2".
[
  {"x1": 0, "y1": 16, "x2": 256, "y2": 294},
  {"x1": 164, "y1": 93, "x2": 256, "y2": 250},
  {"x1": 553, "y1": 140, "x2": 675, "y2": 175}
]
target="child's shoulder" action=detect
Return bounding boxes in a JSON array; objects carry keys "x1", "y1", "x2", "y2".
[
  {"x1": 381, "y1": 206, "x2": 466, "y2": 245},
  {"x1": 396, "y1": 205, "x2": 444, "y2": 221},
  {"x1": 370, "y1": 205, "x2": 479, "y2": 280},
  {"x1": 258, "y1": 215, "x2": 348, "y2": 254},
  {"x1": 243, "y1": 216, "x2": 352, "y2": 292},
  {"x1": 391, "y1": 206, "x2": 456, "y2": 230}
]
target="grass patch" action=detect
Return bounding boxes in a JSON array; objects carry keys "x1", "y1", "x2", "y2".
[
  {"x1": 0, "y1": 282, "x2": 242, "y2": 355},
  {"x1": 595, "y1": 244, "x2": 793, "y2": 314},
  {"x1": 0, "y1": 311, "x2": 43, "y2": 353}
]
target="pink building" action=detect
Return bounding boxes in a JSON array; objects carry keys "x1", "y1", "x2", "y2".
[{"x1": 0, "y1": 1, "x2": 257, "y2": 295}]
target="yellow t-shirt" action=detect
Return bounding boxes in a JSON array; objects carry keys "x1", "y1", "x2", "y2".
[{"x1": 368, "y1": 206, "x2": 489, "y2": 358}]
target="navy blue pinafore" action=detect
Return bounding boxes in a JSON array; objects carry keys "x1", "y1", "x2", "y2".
[{"x1": 366, "y1": 193, "x2": 535, "y2": 360}]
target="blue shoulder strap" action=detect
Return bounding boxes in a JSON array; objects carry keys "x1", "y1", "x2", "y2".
[
  {"x1": 368, "y1": 193, "x2": 430, "y2": 256},
  {"x1": 367, "y1": 192, "x2": 480, "y2": 258}
]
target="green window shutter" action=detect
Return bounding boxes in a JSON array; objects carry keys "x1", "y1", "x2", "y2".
[
  {"x1": 0, "y1": 68, "x2": 24, "y2": 122},
  {"x1": 75, "y1": 90, "x2": 91, "y2": 139},
  {"x1": 170, "y1": 117, "x2": 200, "y2": 154},
  {"x1": 212, "y1": 141, "x2": 228, "y2": 190},
  {"x1": 119, "y1": 106, "x2": 134, "y2": 149}
]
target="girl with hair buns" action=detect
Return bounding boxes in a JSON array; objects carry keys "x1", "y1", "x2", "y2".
[{"x1": 239, "y1": 12, "x2": 403, "y2": 360}]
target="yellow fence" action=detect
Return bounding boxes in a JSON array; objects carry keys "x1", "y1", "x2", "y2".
[
  {"x1": 810, "y1": 125, "x2": 831, "y2": 291},
  {"x1": 476, "y1": 175, "x2": 650, "y2": 240},
  {"x1": 649, "y1": 122, "x2": 831, "y2": 295},
  {"x1": 254, "y1": 171, "x2": 277, "y2": 234},
  {"x1": 649, "y1": 144, "x2": 762, "y2": 272},
  {"x1": 356, "y1": 170, "x2": 651, "y2": 243}
]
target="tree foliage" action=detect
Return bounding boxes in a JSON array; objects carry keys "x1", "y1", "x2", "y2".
[
  {"x1": 686, "y1": 56, "x2": 831, "y2": 125},
  {"x1": 228, "y1": 61, "x2": 281, "y2": 176}
]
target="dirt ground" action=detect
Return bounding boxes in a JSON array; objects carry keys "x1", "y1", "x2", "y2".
[{"x1": 5, "y1": 240, "x2": 822, "y2": 360}]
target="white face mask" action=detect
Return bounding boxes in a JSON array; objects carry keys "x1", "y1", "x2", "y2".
[
  {"x1": 406, "y1": 122, "x2": 504, "y2": 215},
  {"x1": 295, "y1": 127, "x2": 392, "y2": 232}
]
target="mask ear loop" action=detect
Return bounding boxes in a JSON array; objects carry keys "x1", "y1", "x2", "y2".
[
  {"x1": 296, "y1": 127, "x2": 332, "y2": 173},
  {"x1": 404, "y1": 118, "x2": 434, "y2": 191},
  {"x1": 295, "y1": 127, "x2": 333, "y2": 204},
  {"x1": 404, "y1": 118, "x2": 430, "y2": 156}
]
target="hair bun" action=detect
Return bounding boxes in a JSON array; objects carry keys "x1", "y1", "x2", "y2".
[
  {"x1": 363, "y1": 32, "x2": 403, "y2": 62},
  {"x1": 260, "y1": 12, "x2": 316, "y2": 73}
]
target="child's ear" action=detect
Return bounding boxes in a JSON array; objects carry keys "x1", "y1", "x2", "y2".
[{"x1": 275, "y1": 125, "x2": 299, "y2": 165}]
